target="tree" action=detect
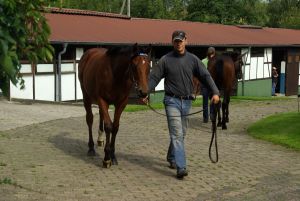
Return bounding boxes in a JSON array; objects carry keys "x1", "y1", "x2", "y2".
[
  {"x1": 0, "y1": 0, "x2": 54, "y2": 97},
  {"x1": 186, "y1": 0, "x2": 269, "y2": 26},
  {"x1": 46, "y1": 0, "x2": 122, "y2": 13},
  {"x1": 267, "y1": 0, "x2": 300, "y2": 29}
]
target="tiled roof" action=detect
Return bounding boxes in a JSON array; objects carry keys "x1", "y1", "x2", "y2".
[{"x1": 45, "y1": 8, "x2": 300, "y2": 47}]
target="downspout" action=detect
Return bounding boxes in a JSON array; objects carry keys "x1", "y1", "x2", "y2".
[
  {"x1": 127, "y1": 0, "x2": 130, "y2": 17},
  {"x1": 56, "y1": 43, "x2": 68, "y2": 102}
]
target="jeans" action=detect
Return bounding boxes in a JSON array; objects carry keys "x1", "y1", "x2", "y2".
[
  {"x1": 272, "y1": 82, "x2": 276, "y2": 95},
  {"x1": 164, "y1": 95, "x2": 192, "y2": 171},
  {"x1": 202, "y1": 87, "x2": 209, "y2": 121}
]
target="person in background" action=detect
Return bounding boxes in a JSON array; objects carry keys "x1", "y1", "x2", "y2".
[
  {"x1": 144, "y1": 30, "x2": 220, "y2": 179},
  {"x1": 272, "y1": 66, "x2": 278, "y2": 96},
  {"x1": 201, "y1": 47, "x2": 216, "y2": 123}
]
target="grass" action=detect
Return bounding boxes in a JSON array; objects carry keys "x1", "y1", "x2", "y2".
[
  {"x1": 247, "y1": 112, "x2": 300, "y2": 150},
  {"x1": 123, "y1": 98, "x2": 203, "y2": 112},
  {"x1": 122, "y1": 96, "x2": 293, "y2": 112},
  {"x1": 231, "y1": 96, "x2": 290, "y2": 102},
  {"x1": 0, "y1": 177, "x2": 15, "y2": 185}
]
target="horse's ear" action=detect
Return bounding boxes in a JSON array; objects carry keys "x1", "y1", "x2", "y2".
[
  {"x1": 145, "y1": 44, "x2": 152, "y2": 55},
  {"x1": 132, "y1": 43, "x2": 138, "y2": 54},
  {"x1": 239, "y1": 52, "x2": 248, "y2": 60}
]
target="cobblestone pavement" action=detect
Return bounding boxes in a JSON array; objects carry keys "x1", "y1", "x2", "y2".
[{"x1": 0, "y1": 98, "x2": 299, "y2": 201}]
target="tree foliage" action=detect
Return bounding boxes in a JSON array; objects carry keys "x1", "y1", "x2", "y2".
[
  {"x1": 267, "y1": 0, "x2": 300, "y2": 29},
  {"x1": 186, "y1": 0, "x2": 269, "y2": 25},
  {"x1": 46, "y1": 0, "x2": 300, "y2": 29},
  {"x1": 0, "y1": 0, "x2": 54, "y2": 96}
]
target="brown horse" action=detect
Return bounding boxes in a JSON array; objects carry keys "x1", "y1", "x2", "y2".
[
  {"x1": 78, "y1": 44, "x2": 151, "y2": 168},
  {"x1": 208, "y1": 51, "x2": 244, "y2": 129}
]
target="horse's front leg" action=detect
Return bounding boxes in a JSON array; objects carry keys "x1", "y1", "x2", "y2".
[
  {"x1": 110, "y1": 124, "x2": 119, "y2": 165},
  {"x1": 98, "y1": 99, "x2": 113, "y2": 168},
  {"x1": 217, "y1": 100, "x2": 222, "y2": 127},
  {"x1": 225, "y1": 96, "x2": 230, "y2": 123},
  {"x1": 97, "y1": 109, "x2": 104, "y2": 147},
  {"x1": 110, "y1": 101, "x2": 127, "y2": 165},
  {"x1": 210, "y1": 102, "x2": 218, "y2": 130},
  {"x1": 221, "y1": 95, "x2": 229, "y2": 130}
]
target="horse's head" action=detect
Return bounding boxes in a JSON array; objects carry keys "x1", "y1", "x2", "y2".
[
  {"x1": 131, "y1": 44, "x2": 152, "y2": 98},
  {"x1": 232, "y1": 52, "x2": 246, "y2": 80},
  {"x1": 234, "y1": 59, "x2": 243, "y2": 80}
]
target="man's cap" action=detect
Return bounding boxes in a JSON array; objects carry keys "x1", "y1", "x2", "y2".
[
  {"x1": 207, "y1": 47, "x2": 215, "y2": 55},
  {"x1": 172, "y1": 30, "x2": 186, "y2": 41}
]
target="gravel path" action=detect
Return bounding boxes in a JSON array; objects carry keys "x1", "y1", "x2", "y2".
[{"x1": 0, "y1": 98, "x2": 299, "y2": 201}]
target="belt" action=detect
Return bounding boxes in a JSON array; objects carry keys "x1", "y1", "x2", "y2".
[{"x1": 165, "y1": 92, "x2": 195, "y2": 100}]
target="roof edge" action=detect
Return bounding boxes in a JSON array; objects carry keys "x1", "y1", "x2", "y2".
[
  {"x1": 49, "y1": 41, "x2": 300, "y2": 48},
  {"x1": 44, "y1": 7, "x2": 130, "y2": 19}
]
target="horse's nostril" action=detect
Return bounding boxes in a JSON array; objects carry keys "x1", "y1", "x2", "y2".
[{"x1": 138, "y1": 90, "x2": 147, "y2": 98}]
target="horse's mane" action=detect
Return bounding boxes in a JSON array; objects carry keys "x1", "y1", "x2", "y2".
[
  {"x1": 106, "y1": 46, "x2": 133, "y2": 57},
  {"x1": 106, "y1": 45, "x2": 150, "y2": 58},
  {"x1": 215, "y1": 56, "x2": 224, "y2": 89},
  {"x1": 222, "y1": 51, "x2": 240, "y2": 62}
]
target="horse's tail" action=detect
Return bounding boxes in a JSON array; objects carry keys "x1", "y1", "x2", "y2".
[
  {"x1": 215, "y1": 58, "x2": 224, "y2": 89},
  {"x1": 78, "y1": 50, "x2": 91, "y2": 83}
]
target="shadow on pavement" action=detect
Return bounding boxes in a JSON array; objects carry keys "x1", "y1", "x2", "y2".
[{"x1": 49, "y1": 132, "x2": 174, "y2": 177}]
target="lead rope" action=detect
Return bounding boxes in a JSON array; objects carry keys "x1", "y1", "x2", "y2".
[
  {"x1": 209, "y1": 103, "x2": 218, "y2": 163},
  {"x1": 146, "y1": 103, "x2": 203, "y2": 117}
]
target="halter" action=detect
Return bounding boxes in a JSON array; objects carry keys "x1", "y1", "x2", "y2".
[{"x1": 130, "y1": 53, "x2": 148, "y2": 91}]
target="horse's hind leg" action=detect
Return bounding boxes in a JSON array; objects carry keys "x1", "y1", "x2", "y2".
[
  {"x1": 97, "y1": 109, "x2": 104, "y2": 147},
  {"x1": 98, "y1": 99, "x2": 113, "y2": 168},
  {"x1": 84, "y1": 98, "x2": 95, "y2": 156}
]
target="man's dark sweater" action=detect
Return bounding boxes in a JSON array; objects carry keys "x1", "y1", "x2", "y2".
[{"x1": 148, "y1": 50, "x2": 219, "y2": 97}]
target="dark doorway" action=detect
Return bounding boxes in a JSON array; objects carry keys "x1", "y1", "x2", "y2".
[
  {"x1": 272, "y1": 48, "x2": 286, "y2": 94},
  {"x1": 285, "y1": 48, "x2": 300, "y2": 95}
]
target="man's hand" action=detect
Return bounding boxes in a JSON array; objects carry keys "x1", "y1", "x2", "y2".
[
  {"x1": 211, "y1": 95, "x2": 220, "y2": 104},
  {"x1": 142, "y1": 95, "x2": 149, "y2": 105}
]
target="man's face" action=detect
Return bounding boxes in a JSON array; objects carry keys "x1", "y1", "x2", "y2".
[{"x1": 173, "y1": 38, "x2": 187, "y2": 55}]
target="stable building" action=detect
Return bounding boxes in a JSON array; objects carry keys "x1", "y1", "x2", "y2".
[{"x1": 10, "y1": 7, "x2": 300, "y2": 102}]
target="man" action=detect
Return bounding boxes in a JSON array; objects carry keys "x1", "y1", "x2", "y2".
[
  {"x1": 146, "y1": 30, "x2": 220, "y2": 179},
  {"x1": 201, "y1": 47, "x2": 216, "y2": 123},
  {"x1": 272, "y1": 66, "x2": 278, "y2": 96}
]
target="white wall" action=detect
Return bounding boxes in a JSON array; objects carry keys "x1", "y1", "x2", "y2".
[
  {"x1": 299, "y1": 62, "x2": 300, "y2": 85},
  {"x1": 264, "y1": 48, "x2": 272, "y2": 78},
  {"x1": 61, "y1": 74, "x2": 75, "y2": 101},
  {"x1": 35, "y1": 75, "x2": 55, "y2": 101},
  {"x1": 242, "y1": 48, "x2": 272, "y2": 81},
  {"x1": 10, "y1": 75, "x2": 33, "y2": 99}
]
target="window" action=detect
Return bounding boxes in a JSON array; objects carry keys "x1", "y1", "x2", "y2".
[
  {"x1": 20, "y1": 64, "x2": 32, "y2": 74},
  {"x1": 36, "y1": 64, "x2": 54, "y2": 73},
  {"x1": 251, "y1": 48, "x2": 264, "y2": 57}
]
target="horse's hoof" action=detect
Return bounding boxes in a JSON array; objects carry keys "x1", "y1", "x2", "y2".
[
  {"x1": 87, "y1": 149, "x2": 96, "y2": 156},
  {"x1": 226, "y1": 118, "x2": 229, "y2": 123},
  {"x1": 217, "y1": 122, "x2": 222, "y2": 127},
  {"x1": 111, "y1": 158, "x2": 118, "y2": 165},
  {"x1": 222, "y1": 125, "x2": 227, "y2": 130},
  {"x1": 97, "y1": 140, "x2": 104, "y2": 147},
  {"x1": 103, "y1": 160, "x2": 112, "y2": 168}
]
